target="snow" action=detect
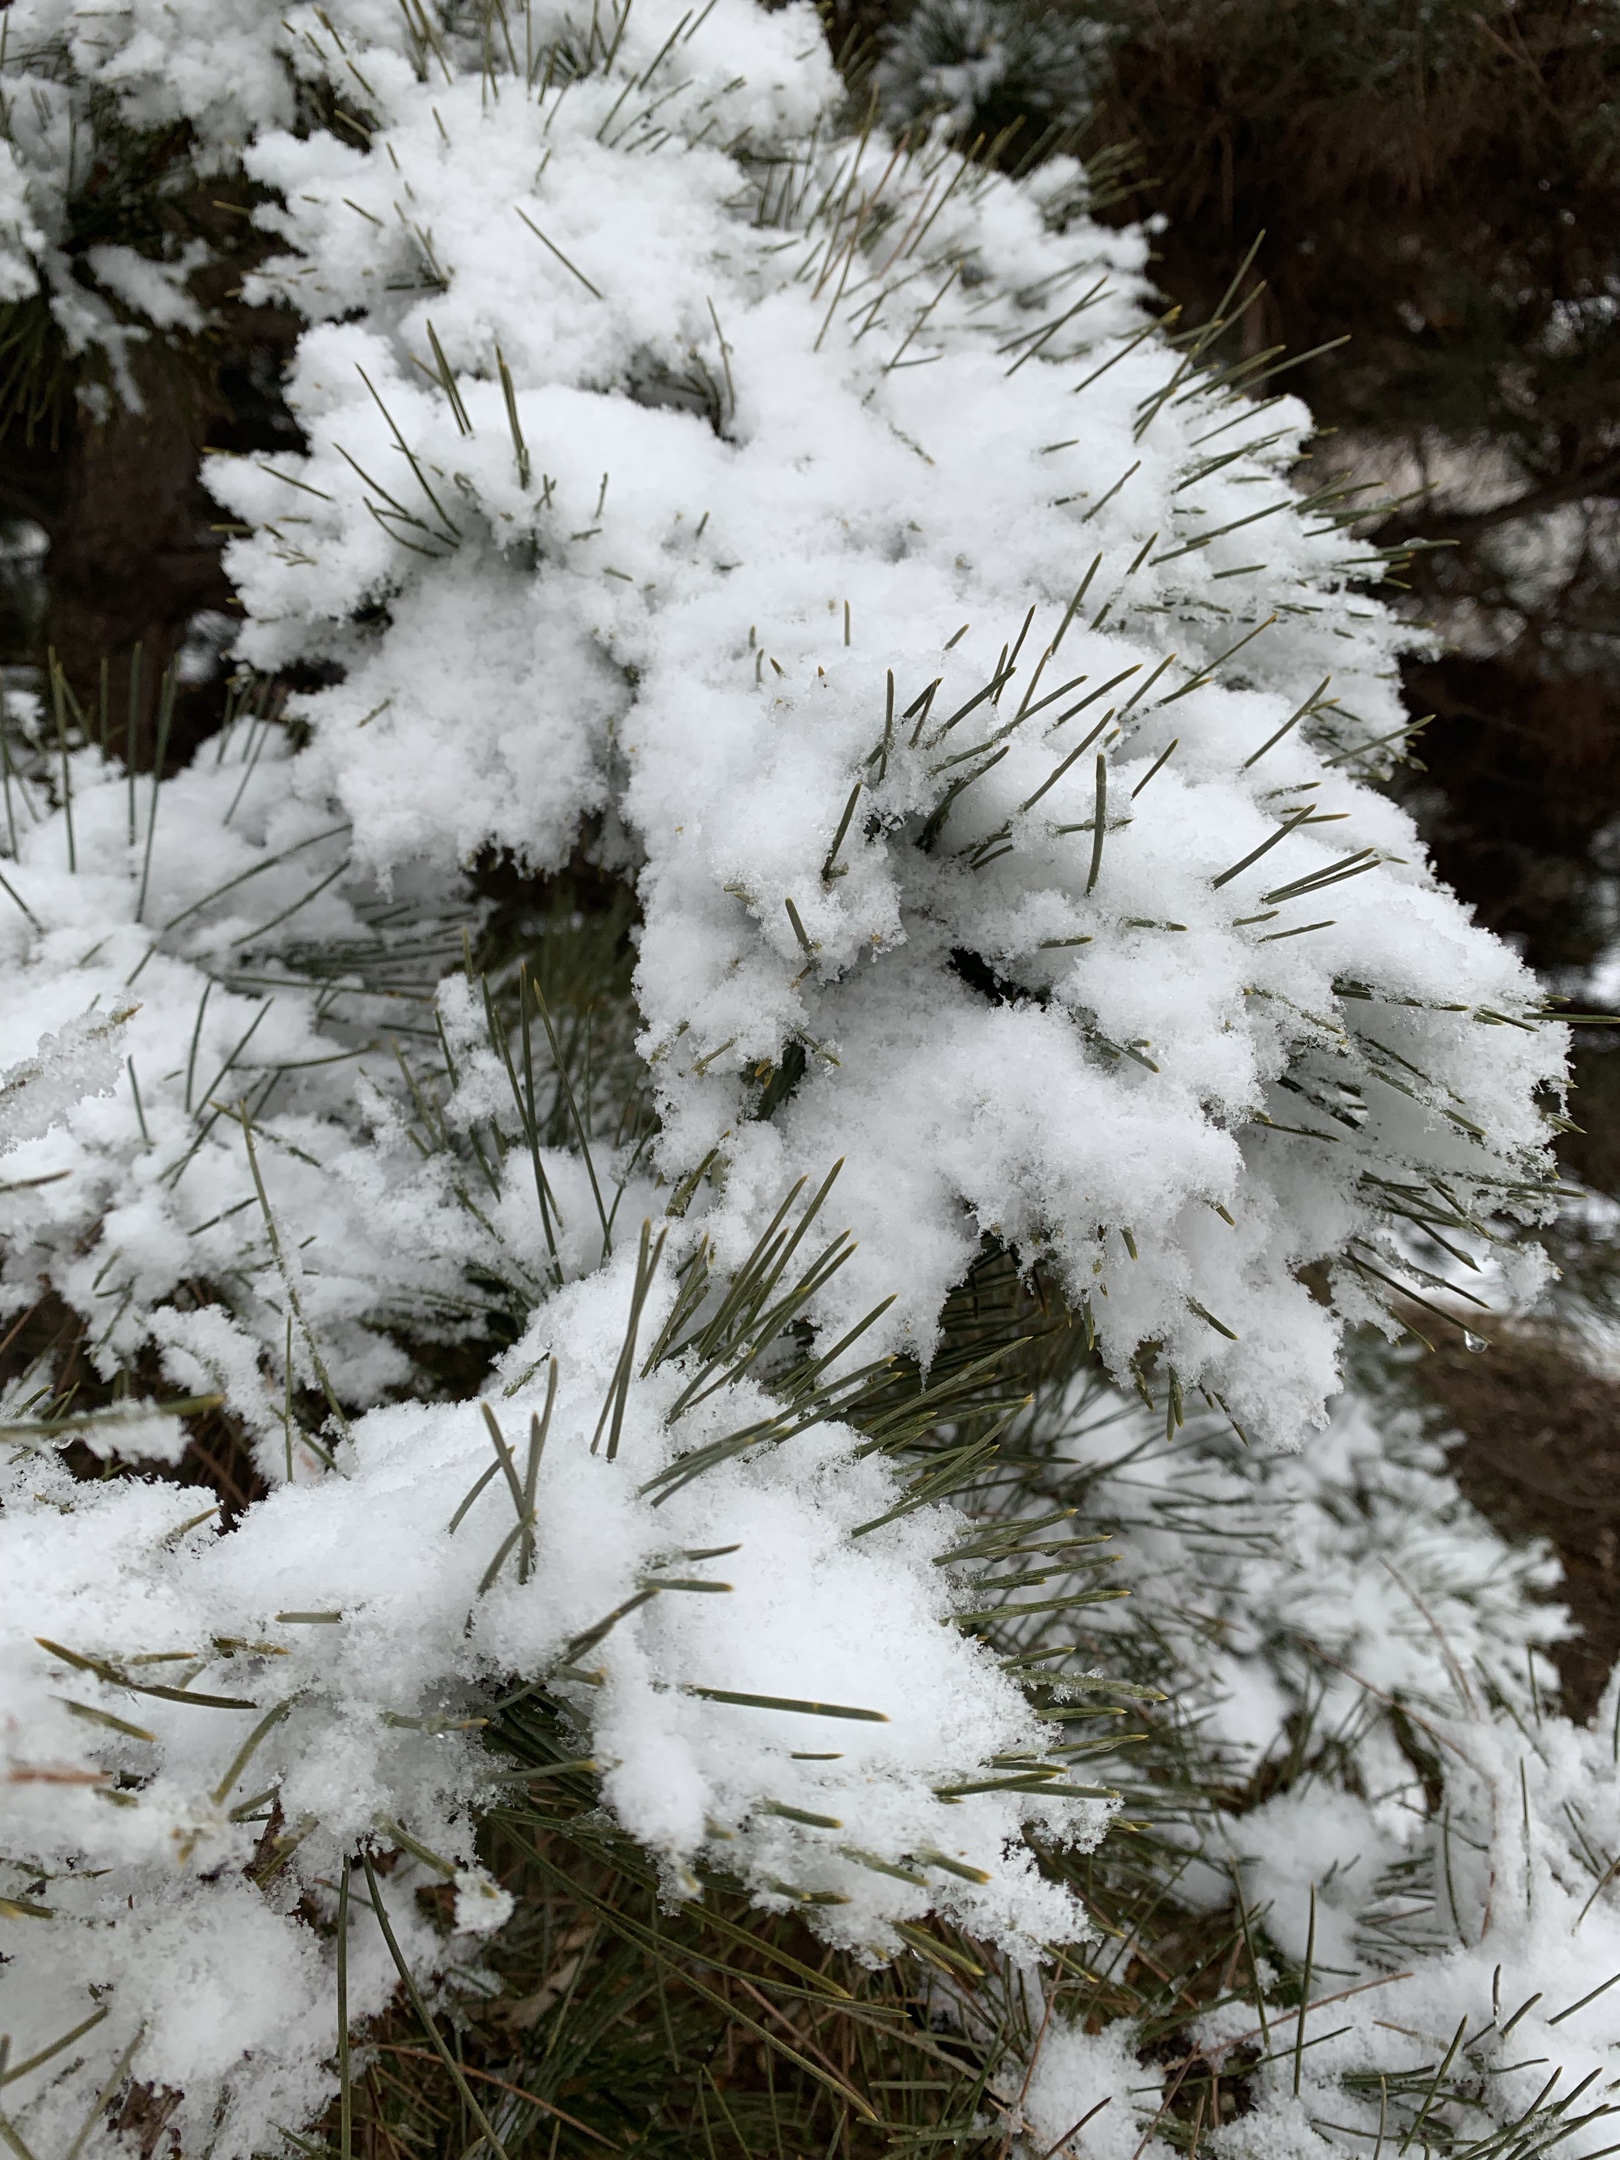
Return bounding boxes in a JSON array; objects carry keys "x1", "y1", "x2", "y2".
[
  {"x1": 977, "y1": 1384, "x2": 1620, "y2": 2157},
  {"x1": 0, "y1": 0, "x2": 1610, "y2": 2153},
  {"x1": 197, "y1": 24, "x2": 1563, "y2": 1446}
]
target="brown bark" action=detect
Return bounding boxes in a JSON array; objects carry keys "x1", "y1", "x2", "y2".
[
  {"x1": 2, "y1": 337, "x2": 231, "y2": 759},
  {"x1": 0, "y1": 176, "x2": 303, "y2": 767}
]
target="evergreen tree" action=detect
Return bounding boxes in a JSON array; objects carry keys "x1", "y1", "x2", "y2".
[{"x1": 0, "y1": 7, "x2": 1614, "y2": 2157}]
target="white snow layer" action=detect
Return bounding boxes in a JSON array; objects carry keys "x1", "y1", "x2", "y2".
[
  {"x1": 0, "y1": 0, "x2": 1611, "y2": 2154},
  {"x1": 1003, "y1": 1388, "x2": 1620, "y2": 2160},
  {"x1": 203, "y1": 2, "x2": 1566, "y2": 1446}
]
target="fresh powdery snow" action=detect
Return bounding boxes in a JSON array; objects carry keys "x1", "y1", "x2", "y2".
[{"x1": 0, "y1": 1, "x2": 1614, "y2": 2154}]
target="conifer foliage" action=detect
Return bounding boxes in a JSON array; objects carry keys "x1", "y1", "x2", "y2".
[{"x1": 0, "y1": 6, "x2": 1614, "y2": 2157}]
